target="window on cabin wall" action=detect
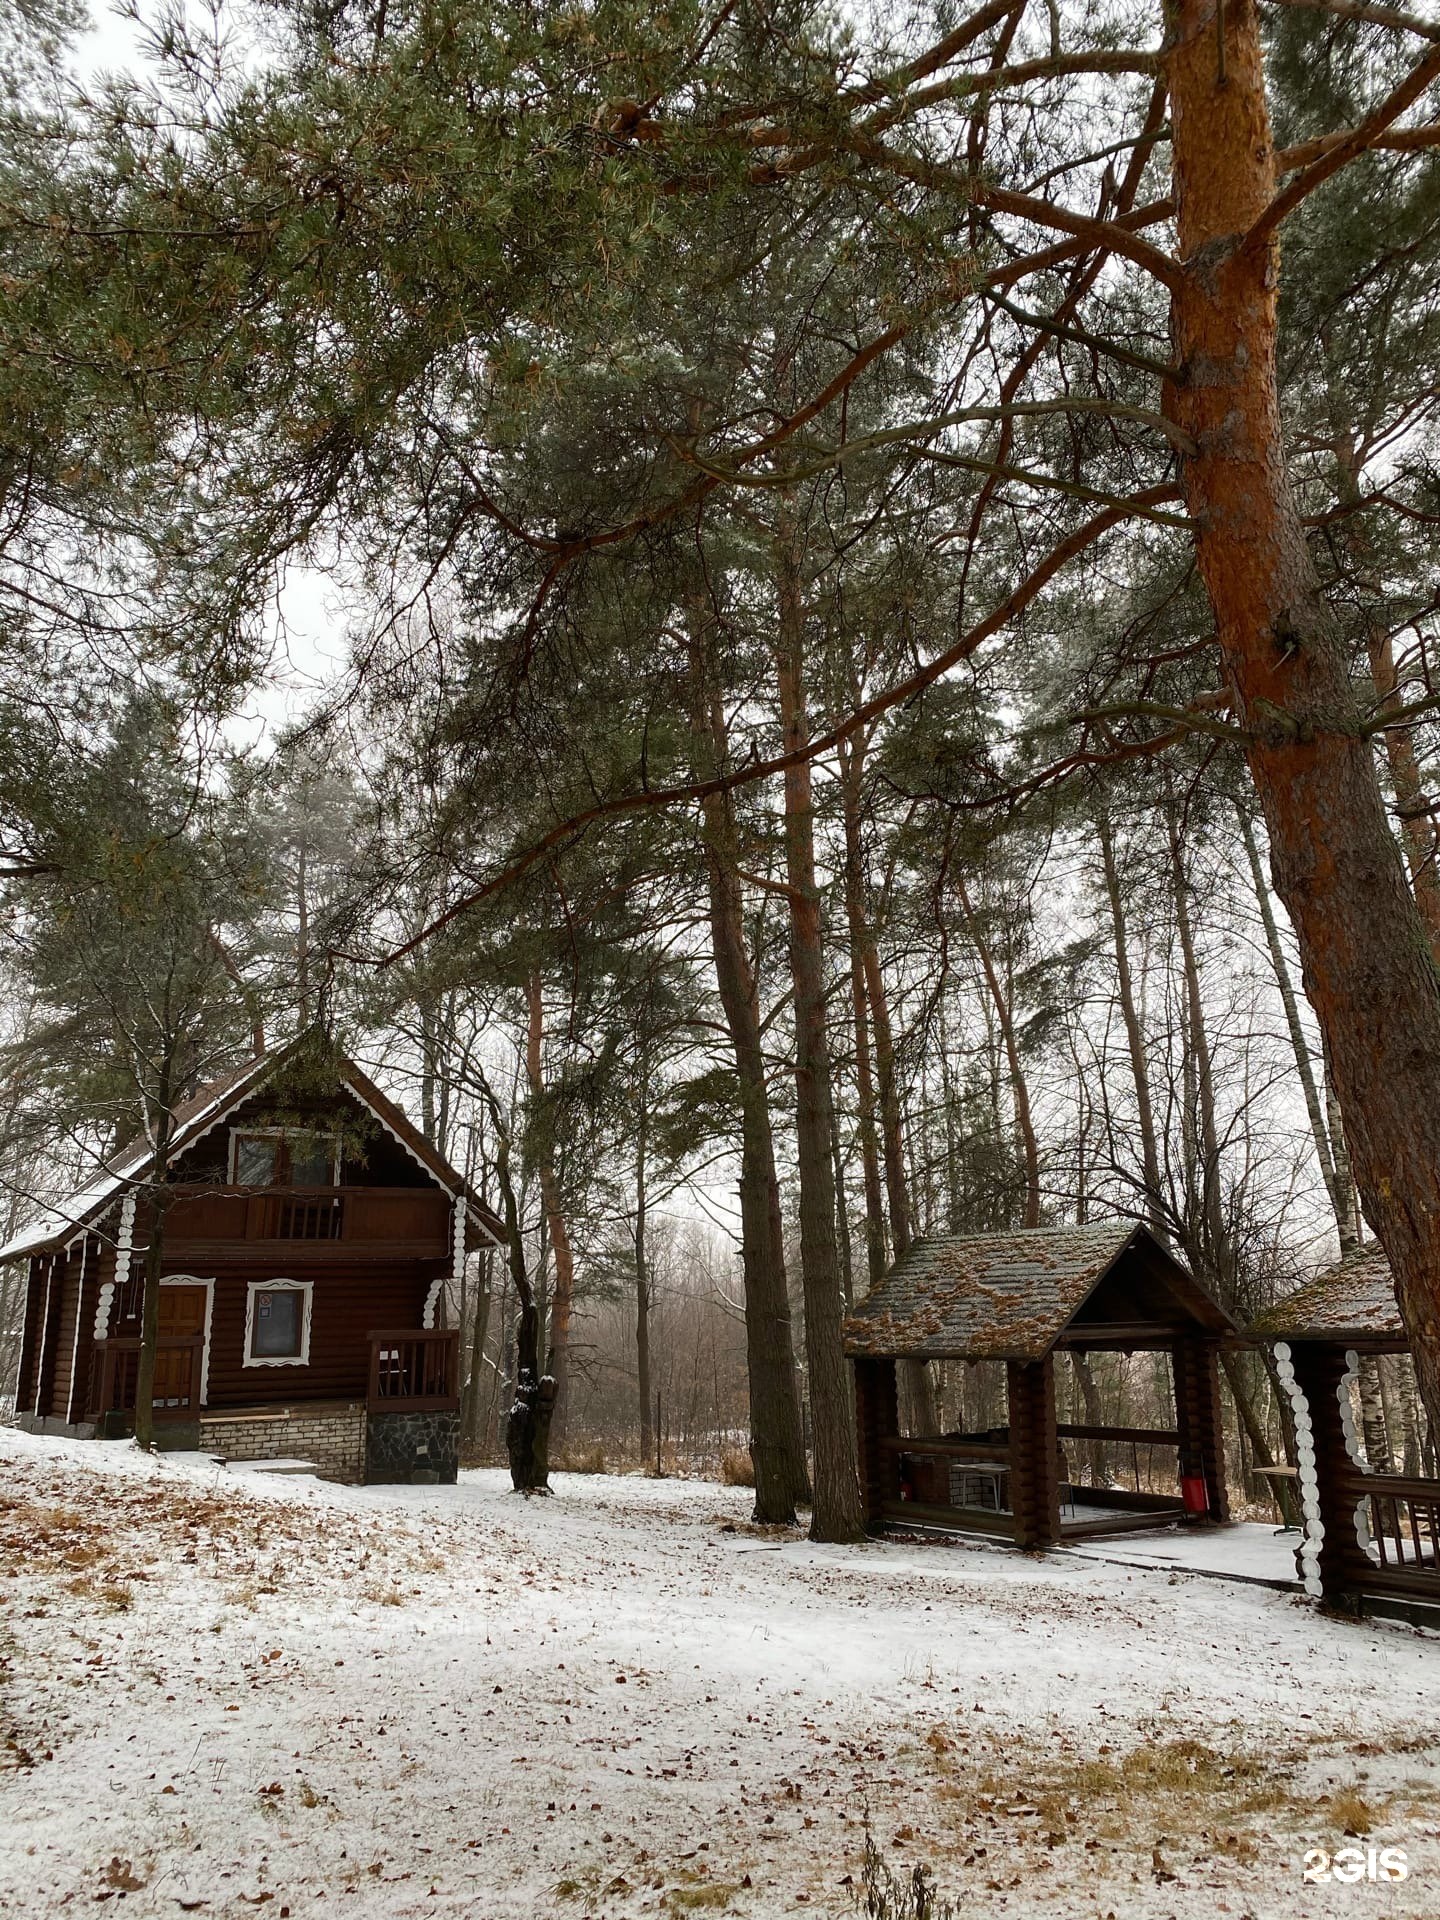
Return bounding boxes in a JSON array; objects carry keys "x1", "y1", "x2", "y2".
[
  {"x1": 230, "y1": 1130, "x2": 339, "y2": 1187},
  {"x1": 243, "y1": 1280, "x2": 313, "y2": 1366}
]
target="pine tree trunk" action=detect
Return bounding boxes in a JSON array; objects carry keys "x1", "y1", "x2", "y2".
[
  {"x1": 955, "y1": 873, "x2": 1041, "y2": 1228},
  {"x1": 776, "y1": 528, "x2": 863, "y2": 1543},
  {"x1": 1236, "y1": 804, "x2": 1352, "y2": 1247},
  {"x1": 1329, "y1": 427, "x2": 1440, "y2": 955},
  {"x1": 525, "y1": 972, "x2": 575, "y2": 1450},
  {"x1": 131, "y1": 1075, "x2": 176, "y2": 1453},
  {"x1": 635, "y1": 1063, "x2": 654, "y2": 1466},
  {"x1": 1321, "y1": 1039, "x2": 1363, "y2": 1248},
  {"x1": 1069, "y1": 1353, "x2": 1107, "y2": 1486},
  {"x1": 839, "y1": 740, "x2": 888, "y2": 1295},
  {"x1": 1388, "y1": 1355, "x2": 1425, "y2": 1476},
  {"x1": 840, "y1": 738, "x2": 938, "y2": 1430},
  {"x1": 1166, "y1": 801, "x2": 1233, "y2": 1294},
  {"x1": 1165, "y1": 0, "x2": 1440, "y2": 1426},
  {"x1": 461, "y1": 1249, "x2": 492, "y2": 1450},
  {"x1": 688, "y1": 661, "x2": 810, "y2": 1521},
  {"x1": 1097, "y1": 808, "x2": 1165, "y2": 1229}
]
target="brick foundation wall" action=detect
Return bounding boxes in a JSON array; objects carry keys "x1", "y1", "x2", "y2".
[{"x1": 200, "y1": 1403, "x2": 366, "y2": 1484}]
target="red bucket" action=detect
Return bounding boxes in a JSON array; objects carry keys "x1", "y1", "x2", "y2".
[{"x1": 1180, "y1": 1473, "x2": 1210, "y2": 1516}]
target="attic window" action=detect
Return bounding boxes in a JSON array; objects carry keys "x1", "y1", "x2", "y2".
[{"x1": 231, "y1": 1130, "x2": 338, "y2": 1188}]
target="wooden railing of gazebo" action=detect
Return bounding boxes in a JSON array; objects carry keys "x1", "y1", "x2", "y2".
[{"x1": 1342, "y1": 1468, "x2": 1440, "y2": 1592}]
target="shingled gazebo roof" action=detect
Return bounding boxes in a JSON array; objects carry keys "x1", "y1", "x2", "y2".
[
  {"x1": 842, "y1": 1221, "x2": 1233, "y2": 1362},
  {"x1": 1248, "y1": 1248, "x2": 1406, "y2": 1348}
]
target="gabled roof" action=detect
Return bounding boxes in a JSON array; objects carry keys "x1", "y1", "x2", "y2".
[
  {"x1": 0, "y1": 1038, "x2": 504, "y2": 1259},
  {"x1": 1248, "y1": 1247, "x2": 1406, "y2": 1346},
  {"x1": 842, "y1": 1221, "x2": 1233, "y2": 1362}
]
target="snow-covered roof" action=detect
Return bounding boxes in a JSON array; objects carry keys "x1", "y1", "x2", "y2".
[
  {"x1": 842, "y1": 1221, "x2": 1232, "y2": 1361},
  {"x1": 0, "y1": 1043, "x2": 503, "y2": 1260},
  {"x1": 1248, "y1": 1248, "x2": 1406, "y2": 1346},
  {"x1": 0, "y1": 1054, "x2": 275, "y2": 1260}
]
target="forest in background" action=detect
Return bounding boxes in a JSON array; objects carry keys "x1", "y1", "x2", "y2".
[{"x1": 1, "y1": 0, "x2": 1439, "y2": 1530}]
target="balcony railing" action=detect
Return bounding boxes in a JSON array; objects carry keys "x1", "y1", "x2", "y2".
[
  {"x1": 367, "y1": 1328, "x2": 460, "y2": 1413},
  {"x1": 160, "y1": 1185, "x2": 451, "y2": 1249}
]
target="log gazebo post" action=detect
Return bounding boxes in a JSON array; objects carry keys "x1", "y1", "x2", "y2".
[
  {"x1": 1172, "y1": 1335, "x2": 1230, "y2": 1522},
  {"x1": 1286, "y1": 1341, "x2": 1362, "y2": 1606},
  {"x1": 1006, "y1": 1357, "x2": 1060, "y2": 1548},
  {"x1": 854, "y1": 1356, "x2": 900, "y2": 1528}
]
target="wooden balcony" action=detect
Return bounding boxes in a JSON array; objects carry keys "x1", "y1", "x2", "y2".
[
  {"x1": 160, "y1": 1185, "x2": 452, "y2": 1260},
  {"x1": 367, "y1": 1328, "x2": 460, "y2": 1413}
]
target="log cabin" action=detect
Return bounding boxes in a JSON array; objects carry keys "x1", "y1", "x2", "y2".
[{"x1": 4, "y1": 1042, "x2": 504, "y2": 1483}]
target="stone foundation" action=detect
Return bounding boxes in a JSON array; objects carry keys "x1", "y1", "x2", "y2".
[
  {"x1": 365, "y1": 1408, "x2": 460, "y2": 1485},
  {"x1": 14, "y1": 1413, "x2": 98, "y2": 1440},
  {"x1": 200, "y1": 1402, "x2": 367, "y2": 1483}
]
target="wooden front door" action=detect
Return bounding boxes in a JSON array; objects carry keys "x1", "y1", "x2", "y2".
[{"x1": 154, "y1": 1286, "x2": 207, "y2": 1411}]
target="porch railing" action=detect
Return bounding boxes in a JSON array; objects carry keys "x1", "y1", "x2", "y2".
[
  {"x1": 90, "y1": 1335, "x2": 204, "y2": 1419},
  {"x1": 366, "y1": 1328, "x2": 460, "y2": 1413}
]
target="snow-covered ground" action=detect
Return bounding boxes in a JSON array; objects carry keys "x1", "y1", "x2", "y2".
[{"x1": 1, "y1": 1430, "x2": 1437, "y2": 1918}]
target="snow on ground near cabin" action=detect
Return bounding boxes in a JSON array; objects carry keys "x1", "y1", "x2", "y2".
[{"x1": 1, "y1": 1433, "x2": 1438, "y2": 1920}]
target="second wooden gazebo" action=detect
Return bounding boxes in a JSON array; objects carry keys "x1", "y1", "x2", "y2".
[{"x1": 845, "y1": 1222, "x2": 1237, "y2": 1548}]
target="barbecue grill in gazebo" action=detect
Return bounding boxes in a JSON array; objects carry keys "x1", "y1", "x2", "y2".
[{"x1": 844, "y1": 1222, "x2": 1237, "y2": 1548}]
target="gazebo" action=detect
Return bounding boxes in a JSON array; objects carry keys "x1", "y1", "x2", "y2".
[
  {"x1": 844, "y1": 1222, "x2": 1237, "y2": 1548},
  {"x1": 1250, "y1": 1251, "x2": 1440, "y2": 1626}
]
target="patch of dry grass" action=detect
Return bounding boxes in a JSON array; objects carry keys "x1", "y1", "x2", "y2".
[
  {"x1": 1328, "y1": 1785, "x2": 1384, "y2": 1835},
  {"x1": 64, "y1": 1575, "x2": 133, "y2": 1612},
  {"x1": 555, "y1": 1444, "x2": 608, "y2": 1475},
  {"x1": 718, "y1": 1448, "x2": 754, "y2": 1489}
]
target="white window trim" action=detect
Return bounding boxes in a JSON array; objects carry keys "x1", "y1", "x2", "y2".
[
  {"x1": 228, "y1": 1128, "x2": 341, "y2": 1186},
  {"x1": 242, "y1": 1278, "x2": 314, "y2": 1368},
  {"x1": 159, "y1": 1274, "x2": 216, "y2": 1406}
]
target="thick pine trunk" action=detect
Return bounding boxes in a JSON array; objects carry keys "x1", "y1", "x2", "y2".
[
  {"x1": 525, "y1": 972, "x2": 575, "y2": 1449},
  {"x1": 689, "y1": 666, "x2": 810, "y2": 1521},
  {"x1": 1166, "y1": 0, "x2": 1440, "y2": 1425},
  {"x1": 776, "y1": 533, "x2": 863, "y2": 1543}
]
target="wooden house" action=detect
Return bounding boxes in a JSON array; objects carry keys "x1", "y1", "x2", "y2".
[
  {"x1": 5, "y1": 1042, "x2": 503, "y2": 1483},
  {"x1": 1250, "y1": 1252, "x2": 1440, "y2": 1627},
  {"x1": 845, "y1": 1222, "x2": 1236, "y2": 1547}
]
